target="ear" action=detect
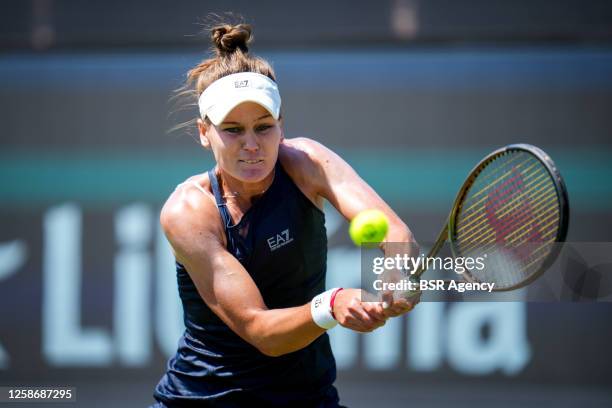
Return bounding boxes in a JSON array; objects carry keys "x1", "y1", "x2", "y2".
[
  {"x1": 279, "y1": 119, "x2": 285, "y2": 142},
  {"x1": 197, "y1": 118, "x2": 211, "y2": 150}
]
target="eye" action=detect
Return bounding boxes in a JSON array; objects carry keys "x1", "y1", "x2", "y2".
[
  {"x1": 223, "y1": 127, "x2": 242, "y2": 134},
  {"x1": 256, "y1": 124, "x2": 273, "y2": 133}
]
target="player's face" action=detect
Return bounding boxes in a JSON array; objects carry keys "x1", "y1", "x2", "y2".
[{"x1": 199, "y1": 102, "x2": 283, "y2": 185}]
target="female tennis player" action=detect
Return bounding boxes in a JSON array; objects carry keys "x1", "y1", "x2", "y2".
[{"x1": 151, "y1": 22, "x2": 419, "y2": 408}]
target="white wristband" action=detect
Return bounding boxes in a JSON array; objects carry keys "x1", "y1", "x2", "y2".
[{"x1": 310, "y1": 288, "x2": 340, "y2": 330}]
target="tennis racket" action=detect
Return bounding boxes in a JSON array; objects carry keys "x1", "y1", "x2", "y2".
[{"x1": 412, "y1": 143, "x2": 569, "y2": 292}]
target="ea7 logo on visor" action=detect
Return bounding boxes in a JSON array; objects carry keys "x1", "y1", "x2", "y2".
[
  {"x1": 234, "y1": 80, "x2": 249, "y2": 88},
  {"x1": 267, "y1": 229, "x2": 294, "y2": 251}
]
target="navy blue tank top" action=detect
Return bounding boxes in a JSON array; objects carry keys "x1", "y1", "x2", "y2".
[{"x1": 153, "y1": 162, "x2": 338, "y2": 407}]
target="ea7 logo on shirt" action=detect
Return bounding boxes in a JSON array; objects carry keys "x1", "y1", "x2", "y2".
[
  {"x1": 267, "y1": 229, "x2": 294, "y2": 251},
  {"x1": 234, "y1": 80, "x2": 249, "y2": 88}
]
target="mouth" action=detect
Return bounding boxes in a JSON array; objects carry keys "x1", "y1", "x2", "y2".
[{"x1": 239, "y1": 159, "x2": 264, "y2": 164}]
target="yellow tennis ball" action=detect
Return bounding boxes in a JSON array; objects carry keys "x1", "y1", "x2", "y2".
[{"x1": 349, "y1": 209, "x2": 389, "y2": 246}]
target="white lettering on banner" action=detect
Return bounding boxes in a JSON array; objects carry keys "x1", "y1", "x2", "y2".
[
  {"x1": 155, "y1": 221, "x2": 185, "y2": 357},
  {"x1": 325, "y1": 249, "x2": 531, "y2": 375},
  {"x1": 446, "y1": 302, "x2": 531, "y2": 375},
  {"x1": 43, "y1": 204, "x2": 113, "y2": 366},
  {"x1": 0, "y1": 239, "x2": 27, "y2": 369},
  {"x1": 0, "y1": 202, "x2": 532, "y2": 374},
  {"x1": 364, "y1": 317, "x2": 402, "y2": 370},
  {"x1": 326, "y1": 247, "x2": 360, "y2": 369},
  {"x1": 0, "y1": 240, "x2": 27, "y2": 280},
  {"x1": 408, "y1": 302, "x2": 445, "y2": 370},
  {"x1": 0, "y1": 346, "x2": 7, "y2": 370},
  {"x1": 114, "y1": 204, "x2": 152, "y2": 366},
  {"x1": 39, "y1": 203, "x2": 184, "y2": 367}
]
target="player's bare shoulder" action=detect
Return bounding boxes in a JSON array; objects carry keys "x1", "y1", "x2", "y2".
[
  {"x1": 280, "y1": 137, "x2": 332, "y2": 179},
  {"x1": 279, "y1": 138, "x2": 329, "y2": 207},
  {"x1": 280, "y1": 136, "x2": 326, "y2": 162},
  {"x1": 160, "y1": 174, "x2": 225, "y2": 252}
]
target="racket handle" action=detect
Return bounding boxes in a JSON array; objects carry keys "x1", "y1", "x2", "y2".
[
  {"x1": 395, "y1": 274, "x2": 422, "y2": 300},
  {"x1": 412, "y1": 224, "x2": 448, "y2": 279},
  {"x1": 412, "y1": 252, "x2": 428, "y2": 279}
]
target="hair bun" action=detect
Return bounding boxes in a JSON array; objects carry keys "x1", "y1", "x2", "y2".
[{"x1": 211, "y1": 24, "x2": 252, "y2": 56}]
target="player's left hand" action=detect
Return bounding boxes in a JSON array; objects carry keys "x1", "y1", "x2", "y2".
[{"x1": 379, "y1": 290, "x2": 420, "y2": 318}]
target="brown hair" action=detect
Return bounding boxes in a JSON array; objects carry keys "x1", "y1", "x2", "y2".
[{"x1": 170, "y1": 22, "x2": 277, "y2": 135}]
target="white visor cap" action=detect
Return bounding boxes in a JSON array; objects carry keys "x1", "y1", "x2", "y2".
[{"x1": 198, "y1": 72, "x2": 281, "y2": 126}]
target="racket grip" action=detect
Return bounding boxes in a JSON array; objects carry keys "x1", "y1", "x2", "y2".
[
  {"x1": 411, "y1": 251, "x2": 428, "y2": 279},
  {"x1": 395, "y1": 274, "x2": 422, "y2": 301}
]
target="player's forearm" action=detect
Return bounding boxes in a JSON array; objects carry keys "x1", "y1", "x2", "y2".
[
  {"x1": 386, "y1": 218, "x2": 415, "y2": 243},
  {"x1": 382, "y1": 215, "x2": 417, "y2": 255},
  {"x1": 246, "y1": 304, "x2": 326, "y2": 357}
]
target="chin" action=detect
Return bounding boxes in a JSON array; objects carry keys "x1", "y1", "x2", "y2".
[{"x1": 235, "y1": 162, "x2": 274, "y2": 183}]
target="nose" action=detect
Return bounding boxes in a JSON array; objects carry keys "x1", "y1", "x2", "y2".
[{"x1": 242, "y1": 130, "x2": 259, "y2": 152}]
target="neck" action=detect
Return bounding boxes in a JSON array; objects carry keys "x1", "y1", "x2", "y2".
[{"x1": 217, "y1": 167, "x2": 275, "y2": 205}]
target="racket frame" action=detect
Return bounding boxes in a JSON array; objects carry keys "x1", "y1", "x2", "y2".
[{"x1": 413, "y1": 143, "x2": 569, "y2": 292}]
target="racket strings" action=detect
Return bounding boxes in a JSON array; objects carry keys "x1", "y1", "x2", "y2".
[
  {"x1": 457, "y1": 153, "x2": 555, "y2": 241},
  {"x1": 461, "y1": 188, "x2": 557, "y2": 253},
  {"x1": 458, "y1": 154, "x2": 538, "y2": 224},
  {"x1": 458, "y1": 166, "x2": 553, "y2": 241},
  {"x1": 452, "y1": 150, "x2": 562, "y2": 289},
  {"x1": 455, "y1": 155, "x2": 537, "y2": 245},
  {"x1": 459, "y1": 152, "x2": 533, "y2": 216},
  {"x1": 457, "y1": 161, "x2": 539, "y2": 234}
]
